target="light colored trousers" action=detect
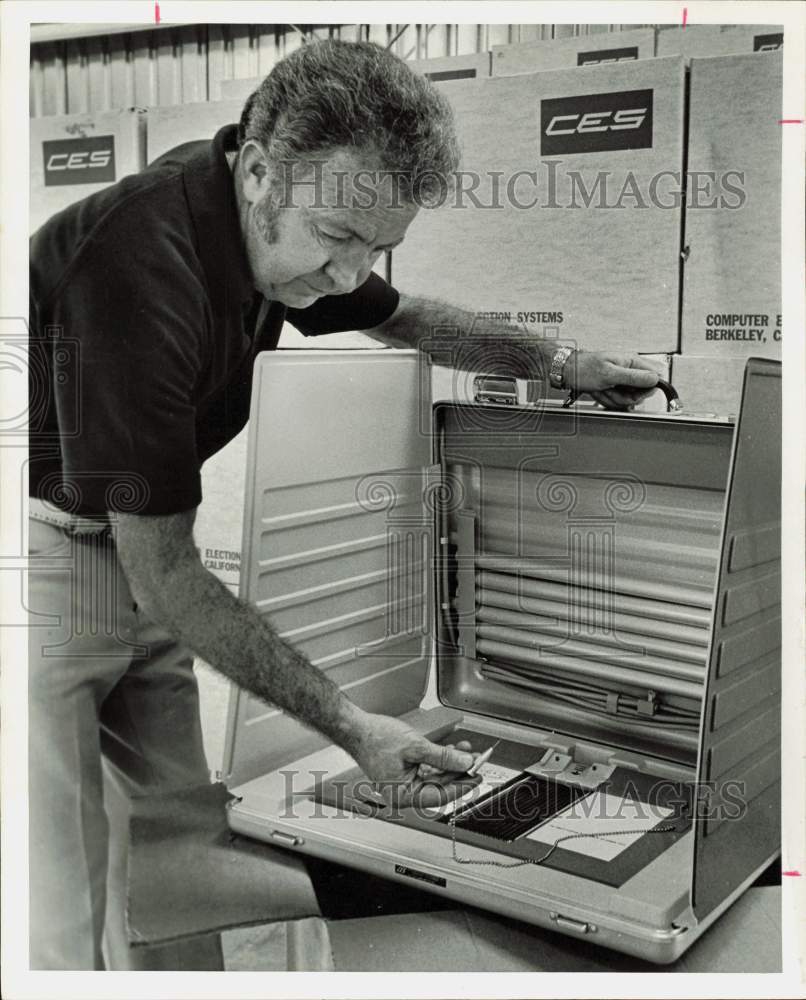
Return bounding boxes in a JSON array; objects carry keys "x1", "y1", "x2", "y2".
[{"x1": 28, "y1": 515, "x2": 224, "y2": 970}]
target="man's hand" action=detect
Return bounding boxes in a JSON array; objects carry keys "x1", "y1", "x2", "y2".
[
  {"x1": 566, "y1": 351, "x2": 662, "y2": 410},
  {"x1": 368, "y1": 296, "x2": 666, "y2": 412},
  {"x1": 350, "y1": 713, "x2": 481, "y2": 810}
]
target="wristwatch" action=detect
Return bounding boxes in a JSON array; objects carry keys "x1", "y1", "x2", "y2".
[{"x1": 549, "y1": 346, "x2": 575, "y2": 389}]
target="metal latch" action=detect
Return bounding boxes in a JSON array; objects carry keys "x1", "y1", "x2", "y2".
[
  {"x1": 270, "y1": 829, "x2": 304, "y2": 846},
  {"x1": 549, "y1": 912, "x2": 598, "y2": 934},
  {"x1": 536, "y1": 749, "x2": 573, "y2": 773},
  {"x1": 473, "y1": 375, "x2": 518, "y2": 406}
]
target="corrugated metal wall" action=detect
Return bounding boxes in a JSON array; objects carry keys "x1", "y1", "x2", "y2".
[{"x1": 29, "y1": 23, "x2": 662, "y2": 116}]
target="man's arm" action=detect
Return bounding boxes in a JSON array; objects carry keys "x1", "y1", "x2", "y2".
[
  {"x1": 365, "y1": 292, "x2": 556, "y2": 376},
  {"x1": 114, "y1": 509, "x2": 478, "y2": 806},
  {"x1": 366, "y1": 292, "x2": 662, "y2": 410}
]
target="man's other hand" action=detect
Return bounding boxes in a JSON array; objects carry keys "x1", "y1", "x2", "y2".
[
  {"x1": 568, "y1": 352, "x2": 662, "y2": 410},
  {"x1": 351, "y1": 713, "x2": 481, "y2": 810}
]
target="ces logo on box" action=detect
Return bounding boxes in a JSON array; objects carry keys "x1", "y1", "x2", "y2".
[
  {"x1": 753, "y1": 33, "x2": 783, "y2": 52},
  {"x1": 43, "y1": 135, "x2": 116, "y2": 186},
  {"x1": 540, "y1": 89, "x2": 653, "y2": 156}
]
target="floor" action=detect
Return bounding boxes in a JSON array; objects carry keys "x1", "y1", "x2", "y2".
[{"x1": 222, "y1": 922, "x2": 287, "y2": 972}]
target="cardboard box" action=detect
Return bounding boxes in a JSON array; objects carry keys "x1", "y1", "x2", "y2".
[
  {"x1": 680, "y1": 53, "x2": 782, "y2": 358},
  {"x1": 219, "y1": 52, "x2": 492, "y2": 105},
  {"x1": 656, "y1": 24, "x2": 784, "y2": 61},
  {"x1": 492, "y1": 28, "x2": 656, "y2": 76},
  {"x1": 29, "y1": 109, "x2": 146, "y2": 234},
  {"x1": 146, "y1": 98, "x2": 243, "y2": 163},
  {"x1": 671, "y1": 355, "x2": 749, "y2": 418},
  {"x1": 393, "y1": 58, "x2": 686, "y2": 354},
  {"x1": 220, "y1": 77, "x2": 264, "y2": 102}
]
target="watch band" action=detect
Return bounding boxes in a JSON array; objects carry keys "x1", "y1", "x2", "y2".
[{"x1": 549, "y1": 347, "x2": 575, "y2": 389}]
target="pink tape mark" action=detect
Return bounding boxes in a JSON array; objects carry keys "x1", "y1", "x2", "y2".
[
  {"x1": 779, "y1": 119, "x2": 804, "y2": 124},
  {"x1": 682, "y1": 7, "x2": 688, "y2": 28},
  {"x1": 155, "y1": 2, "x2": 160, "y2": 23},
  {"x1": 782, "y1": 871, "x2": 802, "y2": 877}
]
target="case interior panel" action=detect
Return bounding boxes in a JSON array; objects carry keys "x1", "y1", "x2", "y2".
[
  {"x1": 310, "y1": 727, "x2": 692, "y2": 887},
  {"x1": 434, "y1": 405, "x2": 735, "y2": 766}
]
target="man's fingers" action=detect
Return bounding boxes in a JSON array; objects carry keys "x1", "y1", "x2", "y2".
[
  {"x1": 417, "y1": 739, "x2": 475, "y2": 774},
  {"x1": 353, "y1": 778, "x2": 389, "y2": 809},
  {"x1": 590, "y1": 389, "x2": 632, "y2": 411},
  {"x1": 592, "y1": 386, "x2": 664, "y2": 410},
  {"x1": 350, "y1": 798, "x2": 377, "y2": 817},
  {"x1": 414, "y1": 775, "x2": 482, "y2": 808},
  {"x1": 417, "y1": 740, "x2": 474, "y2": 778},
  {"x1": 354, "y1": 773, "x2": 481, "y2": 811},
  {"x1": 605, "y1": 389, "x2": 640, "y2": 409},
  {"x1": 604, "y1": 364, "x2": 659, "y2": 389}
]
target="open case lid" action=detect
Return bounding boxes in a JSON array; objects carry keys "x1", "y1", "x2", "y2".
[
  {"x1": 691, "y1": 357, "x2": 781, "y2": 919},
  {"x1": 223, "y1": 351, "x2": 433, "y2": 787}
]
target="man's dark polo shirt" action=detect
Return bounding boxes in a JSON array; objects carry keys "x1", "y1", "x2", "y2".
[{"x1": 29, "y1": 124, "x2": 400, "y2": 516}]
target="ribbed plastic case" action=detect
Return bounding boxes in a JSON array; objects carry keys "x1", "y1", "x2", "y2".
[{"x1": 224, "y1": 352, "x2": 780, "y2": 963}]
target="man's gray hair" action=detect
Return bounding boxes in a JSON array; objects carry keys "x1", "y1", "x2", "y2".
[{"x1": 238, "y1": 39, "x2": 460, "y2": 206}]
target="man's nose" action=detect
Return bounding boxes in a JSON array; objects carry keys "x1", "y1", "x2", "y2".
[{"x1": 324, "y1": 244, "x2": 374, "y2": 294}]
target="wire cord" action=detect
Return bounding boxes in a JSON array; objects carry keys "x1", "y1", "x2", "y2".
[{"x1": 449, "y1": 808, "x2": 677, "y2": 868}]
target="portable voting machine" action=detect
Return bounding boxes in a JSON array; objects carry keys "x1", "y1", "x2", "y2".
[{"x1": 223, "y1": 351, "x2": 781, "y2": 964}]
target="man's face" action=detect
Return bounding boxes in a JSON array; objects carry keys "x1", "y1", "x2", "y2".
[{"x1": 238, "y1": 145, "x2": 420, "y2": 307}]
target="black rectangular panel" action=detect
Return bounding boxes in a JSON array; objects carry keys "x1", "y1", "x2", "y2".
[
  {"x1": 311, "y1": 752, "x2": 690, "y2": 889},
  {"x1": 753, "y1": 33, "x2": 783, "y2": 52},
  {"x1": 577, "y1": 47, "x2": 639, "y2": 65},
  {"x1": 425, "y1": 68, "x2": 477, "y2": 81},
  {"x1": 447, "y1": 775, "x2": 588, "y2": 841}
]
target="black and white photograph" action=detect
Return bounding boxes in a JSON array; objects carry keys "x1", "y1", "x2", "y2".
[{"x1": 1, "y1": 2, "x2": 804, "y2": 996}]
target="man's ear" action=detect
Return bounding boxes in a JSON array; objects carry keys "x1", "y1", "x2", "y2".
[{"x1": 237, "y1": 140, "x2": 272, "y2": 205}]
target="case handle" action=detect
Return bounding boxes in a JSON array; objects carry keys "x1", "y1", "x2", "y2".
[{"x1": 563, "y1": 378, "x2": 682, "y2": 412}]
